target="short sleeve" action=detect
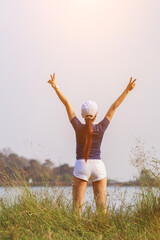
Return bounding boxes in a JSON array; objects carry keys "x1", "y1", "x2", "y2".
[
  {"x1": 70, "y1": 116, "x2": 83, "y2": 132},
  {"x1": 97, "y1": 118, "x2": 110, "y2": 132}
]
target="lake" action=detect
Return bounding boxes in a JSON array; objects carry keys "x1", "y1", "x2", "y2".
[{"x1": 0, "y1": 186, "x2": 142, "y2": 210}]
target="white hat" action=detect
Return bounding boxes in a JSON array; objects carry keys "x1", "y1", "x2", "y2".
[{"x1": 81, "y1": 100, "x2": 98, "y2": 119}]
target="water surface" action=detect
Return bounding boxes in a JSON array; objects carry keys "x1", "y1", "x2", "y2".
[{"x1": 0, "y1": 186, "x2": 142, "y2": 209}]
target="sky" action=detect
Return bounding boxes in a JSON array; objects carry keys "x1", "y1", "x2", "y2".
[{"x1": 0, "y1": 0, "x2": 160, "y2": 181}]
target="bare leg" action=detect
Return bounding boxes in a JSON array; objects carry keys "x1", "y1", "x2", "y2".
[
  {"x1": 72, "y1": 176, "x2": 88, "y2": 216},
  {"x1": 92, "y1": 177, "x2": 107, "y2": 213}
]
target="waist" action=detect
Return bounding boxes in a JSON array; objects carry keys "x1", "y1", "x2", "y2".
[
  {"x1": 77, "y1": 158, "x2": 101, "y2": 160},
  {"x1": 76, "y1": 150, "x2": 101, "y2": 160}
]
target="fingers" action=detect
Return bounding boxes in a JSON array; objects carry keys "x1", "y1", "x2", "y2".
[
  {"x1": 49, "y1": 73, "x2": 55, "y2": 82},
  {"x1": 50, "y1": 73, "x2": 55, "y2": 80},
  {"x1": 48, "y1": 73, "x2": 56, "y2": 86},
  {"x1": 130, "y1": 77, "x2": 136, "y2": 84},
  {"x1": 132, "y1": 79, "x2": 136, "y2": 84},
  {"x1": 131, "y1": 79, "x2": 136, "y2": 89}
]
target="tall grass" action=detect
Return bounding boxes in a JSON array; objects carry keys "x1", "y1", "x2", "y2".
[
  {"x1": 0, "y1": 144, "x2": 160, "y2": 239},
  {"x1": 0, "y1": 184, "x2": 159, "y2": 240}
]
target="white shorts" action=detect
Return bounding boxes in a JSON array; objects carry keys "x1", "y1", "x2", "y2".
[{"x1": 73, "y1": 159, "x2": 106, "y2": 182}]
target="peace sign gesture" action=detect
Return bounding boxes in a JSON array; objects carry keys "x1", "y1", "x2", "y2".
[
  {"x1": 126, "y1": 77, "x2": 136, "y2": 92},
  {"x1": 48, "y1": 73, "x2": 57, "y2": 89}
]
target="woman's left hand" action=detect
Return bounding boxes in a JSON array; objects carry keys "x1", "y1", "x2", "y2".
[
  {"x1": 126, "y1": 77, "x2": 136, "y2": 92},
  {"x1": 48, "y1": 73, "x2": 57, "y2": 89}
]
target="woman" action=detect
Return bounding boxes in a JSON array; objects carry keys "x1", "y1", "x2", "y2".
[{"x1": 48, "y1": 73, "x2": 136, "y2": 215}]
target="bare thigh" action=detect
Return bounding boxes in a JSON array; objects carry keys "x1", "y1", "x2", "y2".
[
  {"x1": 92, "y1": 177, "x2": 107, "y2": 212},
  {"x1": 72, "y1": 176, "x2": 88, "y2": 214}
]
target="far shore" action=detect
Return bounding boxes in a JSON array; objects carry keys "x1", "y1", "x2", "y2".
[{"x1": 0, "y1": 180, "x2": 152, "y2": 188}]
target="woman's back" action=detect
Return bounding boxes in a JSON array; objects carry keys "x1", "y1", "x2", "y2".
[{"x1": 71, "y1": 116, "x2": 110, "y2": 160}]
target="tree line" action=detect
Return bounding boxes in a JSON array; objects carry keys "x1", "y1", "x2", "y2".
[
  {"x1": 0, "y1": 149, "x2": 73, "y2": 186},
  {"x1": 0, "y1": 148, "x2": 158, "y2": 187}
]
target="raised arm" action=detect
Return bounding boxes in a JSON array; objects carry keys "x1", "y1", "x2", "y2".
[
  {"x1": 48, "y1": 73, "x2": 76, "y2": 121},
  {"x1": 105, "y1": 77, "x2": 136, "y2": 122}
]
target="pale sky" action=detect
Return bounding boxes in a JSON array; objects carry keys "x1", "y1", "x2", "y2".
[{"x1": 0, "y1": 0, "x2": 160, "y2": 181}]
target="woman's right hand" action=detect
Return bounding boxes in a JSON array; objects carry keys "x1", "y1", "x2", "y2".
[
  {"x1": 126, "y1": 77, "x2": 136, "y2": 92},
  {"x1": 48, "y1": 73, "x2": 57, "y2": 89}
]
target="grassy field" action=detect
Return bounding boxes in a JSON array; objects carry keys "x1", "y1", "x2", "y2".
[
  {"x1": 0, "y1": 153, "x2": 160, "y2": 239},
  {"x1": 0, "y1": 182, "x2": 159, "y2": 239}
]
